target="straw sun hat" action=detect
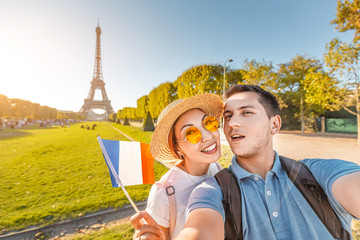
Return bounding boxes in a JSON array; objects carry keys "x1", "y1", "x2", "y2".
[{"x1": 150, "y1": 93, "x2": 223, "y2": 162}]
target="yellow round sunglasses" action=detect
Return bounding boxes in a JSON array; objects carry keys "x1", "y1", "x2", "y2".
[{"x1": 176, "y1": 116, "x2": 219, "y2": 144}]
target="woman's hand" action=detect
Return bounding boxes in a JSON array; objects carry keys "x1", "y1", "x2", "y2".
[{"x1": 130, "y1": 211, "x2": 168, "y2": 240}]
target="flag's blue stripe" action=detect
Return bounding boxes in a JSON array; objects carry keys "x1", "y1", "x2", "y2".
[{"x1": 102, "y1": 139, "x2": 120, "y2": 188}]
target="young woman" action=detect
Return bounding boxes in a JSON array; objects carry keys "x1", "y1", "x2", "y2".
[{"x1": 131, "y1": 93, "x2": 223, "y2": 240}]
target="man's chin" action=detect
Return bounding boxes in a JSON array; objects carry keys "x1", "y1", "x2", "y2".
[
  {"x1": 231, "y1": 148, "x2": 254, "y2": 159},
  {"x1": 229, "y1": 144, "x2": 245, "y2": 154}
]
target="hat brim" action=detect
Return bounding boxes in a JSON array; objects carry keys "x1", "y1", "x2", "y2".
[{"x1": 150, "y1": 93, "x2": 223, "y2": 162}]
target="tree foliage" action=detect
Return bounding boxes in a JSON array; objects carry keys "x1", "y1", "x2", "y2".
[
  {"x1": 0, "y1": 95, "x2": 62, "y2": 120},
  {"x1": 303, "y1": 71, "x2": 343, "y2": 113},
  {"x1": 116, "y1": 110, "x2": 122, "y2": 120},
  {"x1": 10, "y1": 99, "x2": 34, "y2": 118},
  {"x1": 332, "y1": 0, "x2": 360, "y2": 44},
  {"x1": 148, "y1": 82, "x2": 177, "y2": 119},
  {"x1": 324, "y1": 41, "x2": 360, "y2": 140},
  {"x1": 107, "y1": 113, "x2": 117, "y2": 122},
  {"x1": 118, "y1": 107, "x2": 138, "y2": 119},
  {"x1": 240, "y1": 59, "x2": 282, "y2": 105},
  {"x1": 136, "y1": 95, "x2": 149, "y2": 119},
  {"x1": 0, "y1": 94, "x2": 11, "y2": 117},
  {"x1": 174, "y1": 64, "x2": 223, "y2": 98},
  {"x1": 240, "y1": 60, "x2": 278, "y2": 89},
  {"x1": 57, "y1": 111, "x2": 86, "y2": 120},
  {"x1": 278, "y1": 55, "x2": 341, "y2": 132},
  {"x1": 40, "y1": 106, "x2": 57, "y2": 120},
  {"x1": 226, "y1": 70, "x2": 244, "y2": 89},
  {"x1": 326, "y1": 0, "x2": 360, "y2": 144}
]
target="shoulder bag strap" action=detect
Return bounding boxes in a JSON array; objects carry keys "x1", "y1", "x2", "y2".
[
  {"x1": 215, "y1": 168, "x2": 243, "y2": 240},
  {"x1": 160, "y1": 179, "x2": 177, "y2": 238},
  {"x1": 279, "y1": 155, "x2": 351, "y2": 240},
  {"x1": 215, "y1": 161, "x2": 223, "y2": 171}
]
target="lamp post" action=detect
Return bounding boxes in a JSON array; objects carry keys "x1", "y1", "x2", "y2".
[
  {"x1": 221, "y1": 58, "x2": 233, "y2": 130},
  {"x1": 223, "y1": 58, "x2": 233, "y2": 97}
]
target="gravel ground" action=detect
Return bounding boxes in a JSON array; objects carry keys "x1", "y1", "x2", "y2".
[{"x1": 273, "y1": 132, "x2": 360, "y2": 164}]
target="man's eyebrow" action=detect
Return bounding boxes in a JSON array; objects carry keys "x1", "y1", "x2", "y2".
[
  {"x1": 237, "y1": 105, "x2": 256, "y2": 110},
  {"x1": 224, "y1": 105, "x2": 256, "y2": 113}
]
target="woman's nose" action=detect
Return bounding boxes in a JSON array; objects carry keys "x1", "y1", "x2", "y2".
[{"x1": 201, "y1": 128, "x2": 215, "y2": 142}]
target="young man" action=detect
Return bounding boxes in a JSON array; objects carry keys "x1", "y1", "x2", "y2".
[
  {"x1": 132, "y1": 85, "x2": 360, "y2": 240},
  {"x1": 174, "y1": 85, "x2": 360, "y2": 240}
]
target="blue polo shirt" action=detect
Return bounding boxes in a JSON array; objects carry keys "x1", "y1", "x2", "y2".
[{"x1": 187, "y1": 152, "x2": 360, "y2": 239}]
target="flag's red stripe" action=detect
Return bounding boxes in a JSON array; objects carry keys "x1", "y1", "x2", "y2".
[{"x1": 140, "y1": 142, "x2": 155, "y2": 184}]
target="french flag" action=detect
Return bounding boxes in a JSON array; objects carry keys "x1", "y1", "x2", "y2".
[{"x1": 98, "y1": 137, "x2": 155, "y2": 187}]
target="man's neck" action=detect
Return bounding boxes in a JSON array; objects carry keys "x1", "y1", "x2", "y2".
[{"x1": 235, "y1": 148, "x2": 275, "y2": 179}]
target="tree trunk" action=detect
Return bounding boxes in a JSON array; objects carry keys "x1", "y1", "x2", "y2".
[
  {"x1": 321, "y1": 117, "x2": 325, "y2": 133},
  {"x1": 357, "y1": 113, "x2": 360, "y2": 145},
  {"x1": 301, "y1": 93, "x2": 305, "y2": 134},
  {"x1": 356, "y1": 84, "x2": 360, "y2": 145}
]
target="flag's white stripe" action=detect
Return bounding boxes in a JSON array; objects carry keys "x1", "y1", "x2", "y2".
[
  {"x1": 118, "y1": 141, "x2": 143, "y2": 186},
  {"x1": 97, "y1": 136, "x2": 139, "y2": 212}
]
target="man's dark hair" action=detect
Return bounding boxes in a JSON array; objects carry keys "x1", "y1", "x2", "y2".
[{"x1": 224, "y1": 84, "x2": 280, "y2": 118}]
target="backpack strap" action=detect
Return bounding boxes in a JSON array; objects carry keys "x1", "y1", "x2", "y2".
[
  {"x1": 279, "y1": 155, "x2": 351, "y2": 240},
  {"x1": 215, "y1": 168, "x2": 243, "y2": 240},
  {"x1": 160, "y1": 179, "x2": 177, "y2": 238}
]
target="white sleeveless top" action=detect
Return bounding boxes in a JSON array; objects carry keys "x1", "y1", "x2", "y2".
[{"x1": 145, "y1": 162, "x2": 221, "y2": 238}]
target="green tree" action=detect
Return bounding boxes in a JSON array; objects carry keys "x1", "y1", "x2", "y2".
[
  {"x1": 278, "y1": 55, "x2": 340, "y2": 133},
  {"x1": 240, "y1": 59, "x2": 282, "y2": 104},
  {"x1": 324, "y1": 38, "x2": 360, "y2": 144},
  {"x1": 32, "y1": 103, "x2": 41, "y2": 119},
  {"x1": 174, "y1": 64, "x2": 223, "y2": 98},
  {"x1": 137, "y1": 95, "x2": 149, "y2": 119},
  {"x1": 142, "y1": 111, "x2": 155, "y2": 131},
  {"x1": 0, "y1": 94, "x2": 10, "y2": 117},
  {"x1": 326, "y1": 0, "x2": 360, "y2": 144},
  {"x1": 117, "y1": 109, "x2": 122, "y2": 120},
  {"x1": 332, "y1": 0, "x2": 360, "y2": 44},
  {"x1": 226, "y1": 70, "x2": 244, "y2": 90},
  {"x1": 40, "y1": 106, "x2": 57, "y2": 119},
  {"x1": 120, "y1": 107, "x2": 138, "y2": 120},
  {"x1": 107, "y1": 113, "x2": 117, "y2": 122},
  {"x1": 9, "y1": 99, "x2": 34, "y2": 118},
  {"x1": 148, "y1": 82, "x2": 177, "y2": 119}
]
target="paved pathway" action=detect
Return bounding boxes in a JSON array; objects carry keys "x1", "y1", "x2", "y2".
[{"x1": 220, "y1": 130, "x2": 360, "y2": 164}]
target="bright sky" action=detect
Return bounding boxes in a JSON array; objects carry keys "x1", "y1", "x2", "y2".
[{"x1": 0, "y1": 0, "x2": 354, "y2": 112}]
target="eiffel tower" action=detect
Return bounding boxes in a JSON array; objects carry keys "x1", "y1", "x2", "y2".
[{"x1": 80, "y1": 22, "x2": 114, "y2": 119}]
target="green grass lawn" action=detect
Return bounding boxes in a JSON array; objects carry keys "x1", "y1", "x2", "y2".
[
  {"x1": 0, "y1": 122, "x2": 167, "y2": 234},
  {"x1": 110, "y1": 123, "x2": 153, "y2": 143}
]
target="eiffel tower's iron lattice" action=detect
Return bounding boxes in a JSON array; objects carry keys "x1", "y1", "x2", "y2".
[{"x1": 79, "y1": 23, "x2": 114, "y2": 118}]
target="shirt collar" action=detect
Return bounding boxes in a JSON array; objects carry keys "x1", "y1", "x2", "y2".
[
  {"x1": 230, "y1": 155, "x2": 253, "y2": 180},
  {"x1": 229, "y1": 151, "x2": 285, "y2": 180},
  {"x1": 271, "y1": 151, "x2": 286, "y2": 179}
]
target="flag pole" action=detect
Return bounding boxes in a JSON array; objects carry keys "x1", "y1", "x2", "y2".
[{"x1": 97, "y1": 135, "x2": 140, "y2": 213}]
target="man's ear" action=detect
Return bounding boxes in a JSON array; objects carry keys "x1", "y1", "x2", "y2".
[{"x1": 270, "y1": 115, "x2": 282, "y2": 135}]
